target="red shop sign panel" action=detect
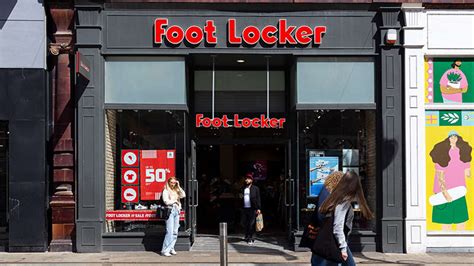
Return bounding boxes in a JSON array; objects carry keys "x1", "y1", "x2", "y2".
[
  {"x1": 140, "y1": 150, "x2": 176, "y2": 201},
  {"x1": 121, "y1": 186, "x2": 139, "y2": 203},
  {"x1": 122, "y1": 168, "x2": 139, "y2": 185},
  {"x1": 122, "y1": 150, "x2": 139, "y2": 167},
  {"x1": 106, "y1": 210, "x2": 185, "y2": 221}
]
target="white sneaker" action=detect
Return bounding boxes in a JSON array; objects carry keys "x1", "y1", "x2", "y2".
[
  {"x1": 161, "y1": 252, "x2": 171, "y2": 257},
  {"x1": 150, "y1": 204, "x2": 159, "y2": 210},
  {"x1": 135, "y1": 204, "x2": 148, "y2": 210},
  {"x1": 170, "y1": 250, "x2": 177, "y2": 255}
]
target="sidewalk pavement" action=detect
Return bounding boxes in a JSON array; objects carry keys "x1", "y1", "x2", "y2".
[{"x1": 0, "y1": 251, "x2": 473, "y2": 265}]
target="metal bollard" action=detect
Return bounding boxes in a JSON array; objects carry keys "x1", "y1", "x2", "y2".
[{"x1": 219, "y1": 222, "x2": 228, "y2": 266}]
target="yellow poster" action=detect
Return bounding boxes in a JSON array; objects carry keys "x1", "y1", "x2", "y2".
[{"x1": 426, "y1": 110, "x2": 474, "y2": 231}]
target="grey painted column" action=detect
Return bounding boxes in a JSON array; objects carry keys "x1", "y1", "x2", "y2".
[
  {"x1": 378, "y1": 6, "x2": 404, "y2": 253},
  {"x1": 75, "y1": 4, "x2": 104, "y2": 253}
]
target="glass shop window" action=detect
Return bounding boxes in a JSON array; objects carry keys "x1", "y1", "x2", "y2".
[
  {"x1": 105, "y1": 110, "x2": 185, "y2": 233},
  {"x1": 299, "y1": 110, "x2": 377, "y2": 232}
]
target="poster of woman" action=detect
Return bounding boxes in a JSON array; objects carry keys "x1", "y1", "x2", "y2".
[
  {"x1": 429, "y1": 131, "x2": 472, "y2": 230},
  {"x1": 426, "y1": 110, "x2": 474, "y2": 231}
]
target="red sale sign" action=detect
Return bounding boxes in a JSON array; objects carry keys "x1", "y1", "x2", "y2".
[
  {"x1": 106, "y1": 210, "x2": 185, "y2": 221},
  {"x1": 122, "y1": 150, "x2": 139, "y2": 167},
  {"x1": 122, "y1": 168, "x2": 139, "y2": 185},
  {"x1": 140, "y1": 150, "x2": 175, "y2": 200},
  {"x1": 121, "y1": 186, "x2": 139, "y2": 203}
]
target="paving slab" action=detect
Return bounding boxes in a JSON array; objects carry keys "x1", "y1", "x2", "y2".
[{"x1": 0, "y1": 251, "x2": 473, "y2": 265}]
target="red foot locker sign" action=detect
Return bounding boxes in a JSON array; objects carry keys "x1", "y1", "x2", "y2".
[{"x1": 140, "y1": 150, "x2": 176, "y2": 200}]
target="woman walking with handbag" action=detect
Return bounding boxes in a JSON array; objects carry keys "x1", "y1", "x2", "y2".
[
  {"x1": 312, "y1": 171, "x2": 373, "y2": 266},
  {"x1": 161, "y1": 177, "x2": 185, "y2": 257},
  {"x1": 300, "y1": 171, "x2": 344, "y2": 249}
]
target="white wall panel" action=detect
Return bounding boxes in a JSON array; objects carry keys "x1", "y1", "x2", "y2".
[
  {"x1": 402, "y1": 4, "x2": 427, "y2": 253},
  {"x1": 428, "y1": 14, "x2": 474, "y2": 49}
]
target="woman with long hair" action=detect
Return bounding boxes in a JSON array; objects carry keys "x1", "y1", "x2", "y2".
[
  {"x1": 312, "y1": 171, "x2": 373, "y2": 266},
  {"x1": 429, "y1": 131, "x2": 472, "y2": 230},
  {"x1": 161, "y1": 177, "x2": 186, "y2": 257},
  {"x1": 315, "y1": 171, "x2": 344, "y2": 224}
]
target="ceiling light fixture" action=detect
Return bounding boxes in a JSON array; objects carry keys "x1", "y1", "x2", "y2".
[{"x1": 237, "y1": 59, "x2": 245, "y2": 63}]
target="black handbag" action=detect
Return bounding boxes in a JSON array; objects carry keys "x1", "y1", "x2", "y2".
[
  {"x1": 299, "y1": 209, "x2": 321, "y2": 248},
  {"x1": 299, "y1": 222, "x2": 320, "y2": 248},
  {"x1": 157, "y1": 205, "x2": 171, "y2": 220},
  {"x1": 311, "y1": 214, "x2": 344, "y2": 263}
]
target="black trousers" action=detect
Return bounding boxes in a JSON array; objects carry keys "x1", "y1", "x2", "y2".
[{"x1": 242, "y1": 208, "x2": 256, "y2": 240}]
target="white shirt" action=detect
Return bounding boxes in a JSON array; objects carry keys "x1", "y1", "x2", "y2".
[
  {"x1": 243, "y1": 187, "x2": 251, "y2": 208},
  {"x1": 162, "y1": 187, "x2": 186, "y2": 210}
]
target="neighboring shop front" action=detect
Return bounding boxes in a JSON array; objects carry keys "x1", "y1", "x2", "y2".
[
  {"x1": 0, "y1": 0, "x2": 48, "y2": 252},
  {"x1": 403, "y1": 4, "x2": 474, "y2": 253},
  {"x1": 74, "y1": 2, "x2": 404, "y2": 253}
]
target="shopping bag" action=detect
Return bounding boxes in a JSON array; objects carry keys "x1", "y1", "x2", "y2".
[{"x1": 256, "y1": 213, "x2": 264, "y2": 232}]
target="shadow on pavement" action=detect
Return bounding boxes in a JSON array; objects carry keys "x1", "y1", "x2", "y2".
[{"x1": 356, "y1": 253, "x2": 426, "y2": 265}]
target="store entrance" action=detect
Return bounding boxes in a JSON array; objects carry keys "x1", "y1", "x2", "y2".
[
  {"x1": 196, "y1": 143, "x2": 286, "y2": 235},
  {"x1": 189, "y1": 54, "x2": 293, "y2": 249},
  {"x1": 194, "y1": 143, "x2": 289, "y2": 244}
]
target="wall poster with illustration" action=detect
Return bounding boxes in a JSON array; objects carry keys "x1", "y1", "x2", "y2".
[
  {"x1": 426, "y1": 110, "x2": 474, "y2": 231},
  {"x1": 308, "y1": 150, "x2": 340, "y2": 197},
  {"x1": 425, "y1": 58, "x2": 474, "y2": 104}
]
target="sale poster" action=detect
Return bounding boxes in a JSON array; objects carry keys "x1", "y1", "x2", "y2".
[
  {"x1": 121, "y1": 186, "x2": 139, "y2": 203},
  {"x1": 106, "y1": 210, "x2": 185, "y2": 221},
  {"x1": 122, "y1": 150, "x2": 139, "y2": 167},
  {"x1": 121, "y1": 168, "x2": 139, "y2": 185},
  {"x1": 140, "y1": 150, "x2": 176, "y2": 200}
]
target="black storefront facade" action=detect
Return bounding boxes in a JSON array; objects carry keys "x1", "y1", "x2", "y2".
[
  {"x1": 0, "y1": 69, "x2": 48, "y2": 252},
  {"x1": 74, "y1": 2, "x2": 404, "y2": 253}
]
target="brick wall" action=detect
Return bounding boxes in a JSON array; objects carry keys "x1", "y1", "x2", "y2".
[
  {"x1": 365, "y1": 111, "x2": 377, "y2": 231},
  {"x1": 105, "y1": 110, "x2": 118, "y2": 232}
]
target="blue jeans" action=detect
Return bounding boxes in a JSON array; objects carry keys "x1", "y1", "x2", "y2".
[
  {"x1": 161, "y1": 205, "x2": 180, "y2": 254},
  {"x1": 311, "y1": 248, "x2": 356, "y2": 266}
]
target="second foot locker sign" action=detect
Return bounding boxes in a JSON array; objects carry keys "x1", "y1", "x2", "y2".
[{"x1": 120, "y1": 149, "x2": 176, "y2": 203}]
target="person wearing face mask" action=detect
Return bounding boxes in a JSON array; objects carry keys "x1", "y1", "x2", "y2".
[
  {"x1": 241, "y1": 174, "x2": 261, "y2": 244},
  {"x1": 161, "y1": 177, "x2": 185, "y2": 257}
]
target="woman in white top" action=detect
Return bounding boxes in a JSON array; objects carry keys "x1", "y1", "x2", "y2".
[{"x1": 161, "y1": 177, "x2": 185, "y2": 257}]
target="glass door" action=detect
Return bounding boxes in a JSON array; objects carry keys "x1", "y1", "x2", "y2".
[{"x1": 284, "y1": 140, "x2": 294, "y2": 239}]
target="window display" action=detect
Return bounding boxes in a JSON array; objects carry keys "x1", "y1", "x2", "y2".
[
  {"x1": 299, "y1": 110, "x2": 376, "y2": 231},
  {"x1": 105, "y1": 110, "x2": 185, "y2": 233},
  {"x1": 308, "y1": 153, "x2": 339, "y2": 197}
]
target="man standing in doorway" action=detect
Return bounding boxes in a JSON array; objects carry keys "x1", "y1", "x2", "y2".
[{"x1": 242, "y1": 174, "x2": 261, "y2": 244}]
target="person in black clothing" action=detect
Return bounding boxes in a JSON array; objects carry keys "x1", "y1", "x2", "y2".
[{"x1": 241, "y1": 174, "x2": 261, "y2": 244}]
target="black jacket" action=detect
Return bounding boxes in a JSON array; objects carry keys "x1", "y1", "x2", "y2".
[{"x1": 242, "y1": 185, "x2": 261, "y2": 210}]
